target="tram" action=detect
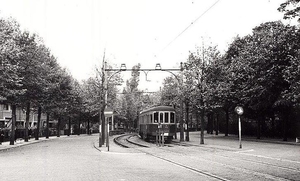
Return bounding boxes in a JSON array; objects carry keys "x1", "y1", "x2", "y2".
[{"x1": 138, "y1": 106, "x2": 176, "y2": 142}]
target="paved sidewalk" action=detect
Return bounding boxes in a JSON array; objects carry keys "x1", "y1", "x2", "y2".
[
  {"x1": 200, "y1": 132, "x2": 300, "y2": 146},
  {"x1": 0, "y1": 135, "x2": 68, "y2": 152}
]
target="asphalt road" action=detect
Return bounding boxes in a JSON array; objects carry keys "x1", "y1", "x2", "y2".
[{"x1": 0, "y1": 133, "x2": 300, "y2": 181}]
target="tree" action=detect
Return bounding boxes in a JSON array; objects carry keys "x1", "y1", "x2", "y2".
[
  {"x1": 222, "y1": 21, "x2": 300, "y2": 139},
  {"x1": 0, "y1": 18, "x2": 24, "y2": 145},
  {"x1": 15, "y1": 32, "x2": 50, "y2": 141},
  {"x1": 278, "y1": 0, "x2": 300, "y2": 22},
  {"x1": 161, "y1": 76, "x2": 180, "y2": 107},
  {"x1": 122, "y1": 64, "x2": 141, "y2": 131},
  {"x1": 0, "y1": 18, "x2": 24, "y2": 101},
  {"x1": 184, "y1": 44, "x2": 221, "y2": 144}
]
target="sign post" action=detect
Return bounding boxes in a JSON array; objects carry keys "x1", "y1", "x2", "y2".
[{"x1": 235, "y1": 106, "x2": 244, "y2": 149}]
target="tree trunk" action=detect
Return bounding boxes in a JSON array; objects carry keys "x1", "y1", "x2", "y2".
[
  {"x1": 283, "y1": 113, "x2": 288, "y2": 141},
  {"x1": 225, "y1": 108, "x2": 229, "y2": 136},
  {"x1": 196, "y1": 111, "x2": 200, "y2": 131},
  {"x1": 207, "y1": 112, "x2": 213, "y2": 134},
  {"x1": 216, "y1": 113, "x2": 219, "y2": 135},
  {"x1": 78, "y1": 113, "x2": 81, "y2": 135},
  {"x1": 57, "y1": 116, "x2": 61, "y2": 137},
  {"x1": 46, "y1": 113, "x2": 49, "y2": 139},
  {"x1": 257, "y1": 115, "x2": 261, "y2": 139},
  {"x1": 200, "y1": 107, "x2": 205, "y2": 144},
  {"x1": 210, "y1": 113, "x2": 214, "y2": 134},
  {"x1": 35, "y1": 106, "x2": 41, "y2": 140},
  {"x1": 271, "y1": 115, "x2": 275, "y2": 138},
  {"x1": 25, "y1": 102, "x2": 30, "y2": 142},
  {"x1": 87, "y1": 115, "x2": 90, "y2": 135},
  {"x1": 68, "y1": 117, "x2": 71, "y2": 136},
  {"x1": 185, "y1": 100, "x2": 189, "y2": 141},
  {"x1": 10, "y1": 104, "x2": 16, "y2": 145}
]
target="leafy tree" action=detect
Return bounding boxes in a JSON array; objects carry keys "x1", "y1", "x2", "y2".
[
  {"x1": 0, "y1": 18, "x2": 24, "y2": 101},
  {"x1": 14, "y1": 32, "x2": 51, "y2": 141},
  {"x1": 278, "y1": 0, "x2": 300, "y2": 22},
  {"x1": 160, "y1": 76, "x2": 180, "y2": 106},
  {"x1": 0, "y1": 18, "x2": 24, "y2": 145},
  {"x1": 223, "y1": 21, "x2": 300, "y2": 139},
  {"x1": 184, "y1": 44, "x2": 221, "y2": 143},
  {"x1": 122, "y1": 64, "x2": 141, "y2": 131}
]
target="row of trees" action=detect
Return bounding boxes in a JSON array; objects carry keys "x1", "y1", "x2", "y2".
[
  {"x1": 0, "y1": 18, "x2": 87, "y2": 145},
  {"x1": 160, "y1": 20, "x2": 300, "y2": 141}
]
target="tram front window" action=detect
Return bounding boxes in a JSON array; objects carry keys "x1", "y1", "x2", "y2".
[
  {"x1": 154, "y1": 112, "x2": 158, "y2": 123},
  {"x1": 165, "y1": 112, "x2": 169, "y2": 123},
  {"x1": 170, "y1": 112, "x2": 175, "y2": 123},
  {"x1": 160, "y1": 113, "x2": 163, "y2": 123}
]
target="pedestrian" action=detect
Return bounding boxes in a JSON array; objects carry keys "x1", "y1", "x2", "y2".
[{"x1": 28, "y1": 129, "x2": 32, "y2": 139}]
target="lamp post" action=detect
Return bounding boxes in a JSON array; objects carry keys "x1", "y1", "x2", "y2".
[
  {"x1": 103, "y1": 62, "x2": 185, "y2": 144},
  {"x1": 101, "y1": 62, "x2": 126, "y2": 150}
]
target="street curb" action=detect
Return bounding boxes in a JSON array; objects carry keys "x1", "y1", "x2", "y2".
[
  {"x1": 93, "y1": 140, "x2": 102, "y2": 152},
  {"x1": 205, "y1": 135, "x2": 300, "y2": 146}
]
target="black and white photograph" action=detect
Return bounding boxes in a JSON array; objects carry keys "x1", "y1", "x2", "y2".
[{"x1": 0, "y1": 0, "x2": 300, "y2": 180}]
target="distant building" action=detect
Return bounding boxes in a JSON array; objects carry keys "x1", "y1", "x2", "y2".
[{"x1": 0, "y1": 103, "x2": 57, "y2": 129}]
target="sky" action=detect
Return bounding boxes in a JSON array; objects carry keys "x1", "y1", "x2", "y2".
[{"x1": 0, "y1": 0, "x2": 287, "y2": 92}]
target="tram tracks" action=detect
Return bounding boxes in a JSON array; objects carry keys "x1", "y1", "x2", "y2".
[
  {"x1": 114, "y1": 134, "x2": 230, "y2": 181},
  {"x1": 170, "y1": 140, "x2": 300, "y2": 173},
  {"x1": 168, "y1": 141, "x2": 300, "y2": 180},
  {"x1": 114, "y1": 135, "x2": 300, "y2": 180},
  {"x1": 113, "y1": 134, "x2": 149, "y2": 148}
]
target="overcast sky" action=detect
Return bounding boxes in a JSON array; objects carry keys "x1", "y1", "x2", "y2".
[{"x1": 0, "y1": 0, "x2": 286, "y2": 91}]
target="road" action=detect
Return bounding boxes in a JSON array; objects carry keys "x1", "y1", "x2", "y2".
[{"x1": 0, "y1": 133, "x2": 299, "y2": 181}]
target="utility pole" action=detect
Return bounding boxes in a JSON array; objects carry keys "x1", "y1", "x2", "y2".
[
  {"x1": 180, "y1": 63, "x2": 184, "y2": 142},
  {"x1": 100, "y1": 51, "x2": 106, "y2": 147}
]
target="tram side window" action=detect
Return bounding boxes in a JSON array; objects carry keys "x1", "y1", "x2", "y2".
[
  {"x1": 160, "y1": 113, "x2": 163, "y2": 123},
  {"x1": 164, "y1": 112, "x2": 169, "y2": 123},
  {"x1": 154, "y1": 112, "x2": 158, "y2": 123},
  {"x1": 147, "y1": 114, "x2": 150, "y2": 124},
  {"x1": 170, "y1": 112, "x2": 175, "y2": 123}
]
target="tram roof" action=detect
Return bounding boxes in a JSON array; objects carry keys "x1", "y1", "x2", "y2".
[{"x1": 140, "y1": 106, "x2": 175, "y2": 114}]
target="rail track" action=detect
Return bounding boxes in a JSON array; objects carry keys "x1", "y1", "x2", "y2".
[
  {"x1": 113, "y1": 134, "x2": 230, "y2": 181},
  {"x1": 114, "y1": 134, "x2": 300, "y2": 180},
  {"x1": 170, "y1": 140, "x2": 300, "y2": 172},
  {"x1": 113, "y1": 134, "x2": 149, "y2": 148},
  {"x1": 168, "y1": 140, "x2": 300, "y2": 180}
]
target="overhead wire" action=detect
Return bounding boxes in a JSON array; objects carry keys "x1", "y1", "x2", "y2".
[{"x1": 158, "y1": 0, "x2": 221, "y2": 55}]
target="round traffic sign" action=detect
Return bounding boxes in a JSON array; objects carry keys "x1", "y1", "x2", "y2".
[{"x1": 235, "y1": 106, "x2": 244, "y2": 115}]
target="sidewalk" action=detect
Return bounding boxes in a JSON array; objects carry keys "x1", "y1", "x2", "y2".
[
  {"x1": 0, "y1": 136, "x2": 67, "y2": 152},
  {"x1": 179, "y1": 131, "x2": 300, "y2": 146},
  {"x1": 4, "y1": 132, "x2": 297, "y2": 153}
]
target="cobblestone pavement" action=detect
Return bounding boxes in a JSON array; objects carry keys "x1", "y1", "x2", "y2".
[{"x1": 0, "y1": 133, "x2": 299, "y2": 181}]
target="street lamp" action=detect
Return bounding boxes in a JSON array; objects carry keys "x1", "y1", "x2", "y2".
[
  {"x1": 101, "y1": 62, "x2": 185, "y2": 150},
  {"x1": 100, "y1": 62, "x2": 126, "y2": 150}
]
